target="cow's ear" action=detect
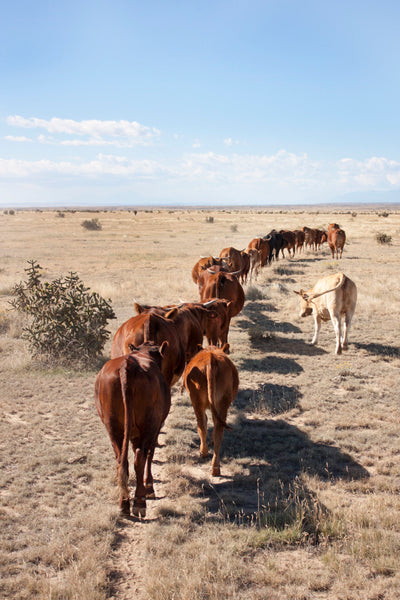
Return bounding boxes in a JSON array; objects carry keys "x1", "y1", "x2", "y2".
[
  {"x1": 293, "y1": 290, "x2": 300, "y2": 295},
  {"x1": 221, "y1": 343, "x2": 230, "y2": 354},
  {"x1": 134, "y1": 302, "x2": 144, "y2": 314},
  {"x1": 165, "y1": 307, "x2": 178, "y2": 320},
  {"x1": 128, "y1": 343, "x2": 137, "y2": 352},
  {"x1": 159, "y1": 341, "x2": 169, "y2": 356}
]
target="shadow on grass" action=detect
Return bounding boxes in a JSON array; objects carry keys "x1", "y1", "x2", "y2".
[
  {"x1": 187, "y1": 415, "x2": 369, "y2": 529},
  {"x1": 238, "y1": 354, "x2": 304, "y2": 374},
  {"x1": 248, "y1": 335, "x2": 327, "y2": 356},
  {"x1": 234, "y1": 384, "x2": 301, "y2": 414},
  {"x1": 354, "y1": 341, "x2": 400, "y2": 359}
]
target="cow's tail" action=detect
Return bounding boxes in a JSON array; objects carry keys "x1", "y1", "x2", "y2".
[
  {"x1": 206, "y1": 357, "x2": 232, "y2": 430},
  {"x1": 309, "y1": 272, "x2": 346, "y2": 300},
  {"x1": 118, "y1": 357, "x2": 136, "y2": 503}
]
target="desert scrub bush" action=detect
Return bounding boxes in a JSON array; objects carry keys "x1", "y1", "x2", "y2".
[
  {"x1": 246, "y1": 286, "x2": 264, "y2": 301},
  {"x1": 375, "y1": 232, "x2": 392, "y2": 245},
  {"x1": 205, "y1": 216, "x2": 214, "y2": 223},
  {"x1": 81, "y1": 217, "x2": 102, "y2": 231},
  {"x1": 10, "y1": 260, "x2": 116, "y2": 364}
]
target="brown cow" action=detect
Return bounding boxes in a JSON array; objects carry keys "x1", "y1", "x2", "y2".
[
  {"x1": 111, "y1": 311, "x2": 186, "y2": 386},
  {"x1": 198, "y1": 270, "x2": 245, "y2": 318},
  {"x1": 192, "y1": 256, "x2": 226, "y2": 284},
  {"x1": 94, "y1": 341, "x2": 171, "y2": 516},
  {"x1": 183, "y1": 344, "x2": 239, "y2": 476},
  {"x1": 280, "y1": 230, "x2": 296, "y2": 258},
  {"x1": 219, "y1": 247, "x2": 244, "y2": 273},
  {"x1": 293, "y1": 229, "x2": 305, "y2": 254},
  {"x1": 315, "y1": 229, "x2": 328, "y2": 251},
  {"x1": 294, "y1": 272, "x2": 357, "y2": 354},
  {"x1": 328, "y1": 223, "x2": 340, "y2": 232},
  {"x1": 134, "y1": 299, "x2": 232, "y2": 352},
  {"x1": 246, "y1": 238, "x2": 270, "y2": 267},
  {"x1": 328, "y1": 228, "x2": 346, "y2": 259},
  {"x1": 302, "y1": 226, "x2": 317, "y2": 251},
  {"x1": 239, "y1": 250, "x2": 251, "y2": 284}
]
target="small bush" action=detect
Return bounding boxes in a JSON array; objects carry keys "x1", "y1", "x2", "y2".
[
  {"x1": 230, "y1": 224, "x2": 238, "y2": 233},
  {"x1": 81, "y1": 218, "x2": 102, "y2": 231},
  {"x1": 378, "y1": 211, "x2": 389, "y2": 217},
  {"x1": 205, "y1": 216, "x2": 214, "y2": 223},
  {"x1": 56, "y1": 211, "x2": 65, "y2": 218},
  {"x1": 246, "y1": 286, "x2": 265, "y2": 301},
  {"x1": 10, "y1": 260, "x2": 116, "y2": 364},
  {"x1": 375, "y1": 232, "x2": 392, "y2": 245}
]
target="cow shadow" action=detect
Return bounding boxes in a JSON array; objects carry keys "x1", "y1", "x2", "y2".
[
  {"x1": 248, "y1": 335, "x2": 327, "y2": 356},
  {"x1": 238, "y1": 354, "x2": 303, "y2": 375},
  {"x1": 234, "y1": 384, "x2": 302, "y2": 414},
  {"x1": 185, "y1": 416, "x2": 369, "y2": 530},
  {"x1": 354, "y1": 341, "x2": 400, "y2": 359}
]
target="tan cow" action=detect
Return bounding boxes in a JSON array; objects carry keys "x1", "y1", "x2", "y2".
[
  {"x1": 183, "y1": 344, "x2": 239, "y2": 476},
  {"x1": 294, "y1": 272, "x2": 357, "y2": 355}
]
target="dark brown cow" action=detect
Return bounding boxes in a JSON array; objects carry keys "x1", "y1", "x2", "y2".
[
  {"x1": 280, "y1": 230, "x2": 296, "y2": 258},
  {"x1": 198, "y1": 270, "x2": 245, "y2": 319},
  {"x1": 183, "y1": 344, "x2": 239, "y2": 476},
  {"x1": 111, "y1": 311, "x2": 186, "y2": 386},
  {"x1": 94, "y1": 341, "x2": 171, "y2": 516},
  {"x1": 302, "y1": 226, "x2": 317, "y2": 250},
  {"x1": 246, "y1": 237, "x2": 270, "y2": 267},
  {"x1": 239, "y1": 250, "x2": 251, "y2": 284},
  {"x1": 293, "y1": 229, "x2": 305, "y2": 254},
  {"x1": 315, "y1": 229, "x2": 328, "y2": 251},
  {"x1": 328, "y1": 228, "x2": 346, "y2": 259}
]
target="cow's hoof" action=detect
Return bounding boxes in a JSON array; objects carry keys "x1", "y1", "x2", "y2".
[
  {"x1": 132, "y1": 499, "x2": 146, "y2": 518},
  {"x1": 120, "y1": 498, "x2": 131, "y2": 516},
  {"x1": 211, "y1": 466, "x2": 221, "y2": 477},
  {"x1": 145, "y1": 490, "x2": 156, "y2": 499}
]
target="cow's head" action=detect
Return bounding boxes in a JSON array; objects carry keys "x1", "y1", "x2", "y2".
[{"x1": 293, "y1": 289, "x2": 313, "y2": 317}]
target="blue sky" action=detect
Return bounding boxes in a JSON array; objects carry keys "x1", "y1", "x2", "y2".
[{"x1": 1, "y1": 0, "x2": 400, "y2": 207}]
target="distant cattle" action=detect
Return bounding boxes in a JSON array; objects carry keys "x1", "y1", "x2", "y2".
[
  {"x1": 111, "y1": 311, "x2": 186, "y2": 386},
  {"x1": 183, "y1": 344, "x2": 239, "y2": 476},
  {"x1": 294, "y1": 272, "x2": 357, "y2": 354},
  {"x1": 264, "y1": 230, "x2": 284, "y2": 263},
  {"x1": 94, "y1": 341, "x2": 171, "y2": 516},
  {"x1": 246, "y1": 237, "x2": 270, "y2": 267},
  {"x1": 293, "y1": 229, "x2": 305, "y2": 254},
  {"x1": 328, "y1": 228, "x2": 346, "y2": 259},
  {"x1": 315, "y1": 229, "x2": 328, "y2": 251},
  {"x1": 302, "y1": 226, "x2": 317, "y2": 251},
  {"x1": 279, "y1": 230, "x2": 296, "y2": 258}
]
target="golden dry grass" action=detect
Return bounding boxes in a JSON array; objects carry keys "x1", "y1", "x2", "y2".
[{"x1": 1, "y1": 206, "x2": 400, "y2": 599}]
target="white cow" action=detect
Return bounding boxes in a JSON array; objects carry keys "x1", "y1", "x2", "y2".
[{"x1": 294, "y1": 272, "x2": 357, "y2": 355}]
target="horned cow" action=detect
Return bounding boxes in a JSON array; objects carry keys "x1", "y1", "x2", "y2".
[{"x1": 294, "y1": 272, "x2": 357, "y2": 355}]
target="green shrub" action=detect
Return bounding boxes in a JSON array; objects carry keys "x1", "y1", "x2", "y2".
[
  {"x1": 10, "y1": 260, "x2": 116, "y2": 363},
  {"x1": 81, "y1": 218, "x2": 102, "y2": 231},
  {"x1": 375, "y1": 232, "x2": 392, "y2": 245}
]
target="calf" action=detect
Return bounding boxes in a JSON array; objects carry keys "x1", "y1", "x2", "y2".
[
  {"x1": 183, "y1": 344, "x2": 239, "y2": 476},
  {"x1": 328, "y1": 228, "x2": 346, "y2": 259},
  {"x1": 294, "y1": 272, "x2": 357, "y2": 354},
  {"x1": 94, "y1": 342, "x2": 171, "y2": 517}
]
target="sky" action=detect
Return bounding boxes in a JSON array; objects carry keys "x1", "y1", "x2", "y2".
[{"x1": 1, "y1": 0, "x2": 400, "y2": 207}]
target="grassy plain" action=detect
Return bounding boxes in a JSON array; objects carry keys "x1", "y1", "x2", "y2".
[{"x1": 0, "y1": 207, "x2": 399, "y2": 599}]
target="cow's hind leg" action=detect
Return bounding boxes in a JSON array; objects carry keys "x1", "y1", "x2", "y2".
[
  {"x1": 210, "y1": 401, "x2": 229, "y2": 477},
  {"x1": 341, "y1": 312, "x2": 352, "y2": 350},
  {"x1": 144, "y1": 447, "x2": 156, "y2": 499},
  {"x1": 331, "y1": 312, "x2": 342, "y2": 354},
  {"x1": 132, "y1": 448, "x2": 147, "y2": 518},
  {"x1": 311, "y1": 314, "x2": 322, "y2": 346},
  {"x1": 109, "y1": 424, "x2": 130, "y2": 515},
  {"x1": 190, "y1": 389, "x2": 209, "y2": 458}
]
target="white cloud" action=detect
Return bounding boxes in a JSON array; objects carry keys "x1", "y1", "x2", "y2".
[
  {"x1": 4, "y1": 135, "x2": 33, "y2": 143},
  {"x1": 223, "y1": 137, "x2": 239, "y2": 147},
  {"x1": 6, "y1": 115, "x2": 160, "y2": 146}
]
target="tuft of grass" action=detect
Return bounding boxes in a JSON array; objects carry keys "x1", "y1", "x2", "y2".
[
  {"x1": 375, "y1": 232, "x2": 392, "y2": 245},
  {"x1": 81, "y1": 218, "x2": 102, "y2": 231},
  {"x1": 246, "y1": 286, "x2": 265, "y2": 301}
]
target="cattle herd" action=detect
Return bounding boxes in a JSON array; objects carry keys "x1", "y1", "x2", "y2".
[{"x1": 94, "y1": 222, "x2": 355, "y2": 518}]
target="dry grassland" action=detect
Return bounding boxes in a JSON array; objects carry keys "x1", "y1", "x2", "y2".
[{"x1": 1, "y1": 207, "x2": 400, "y2": 600}]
